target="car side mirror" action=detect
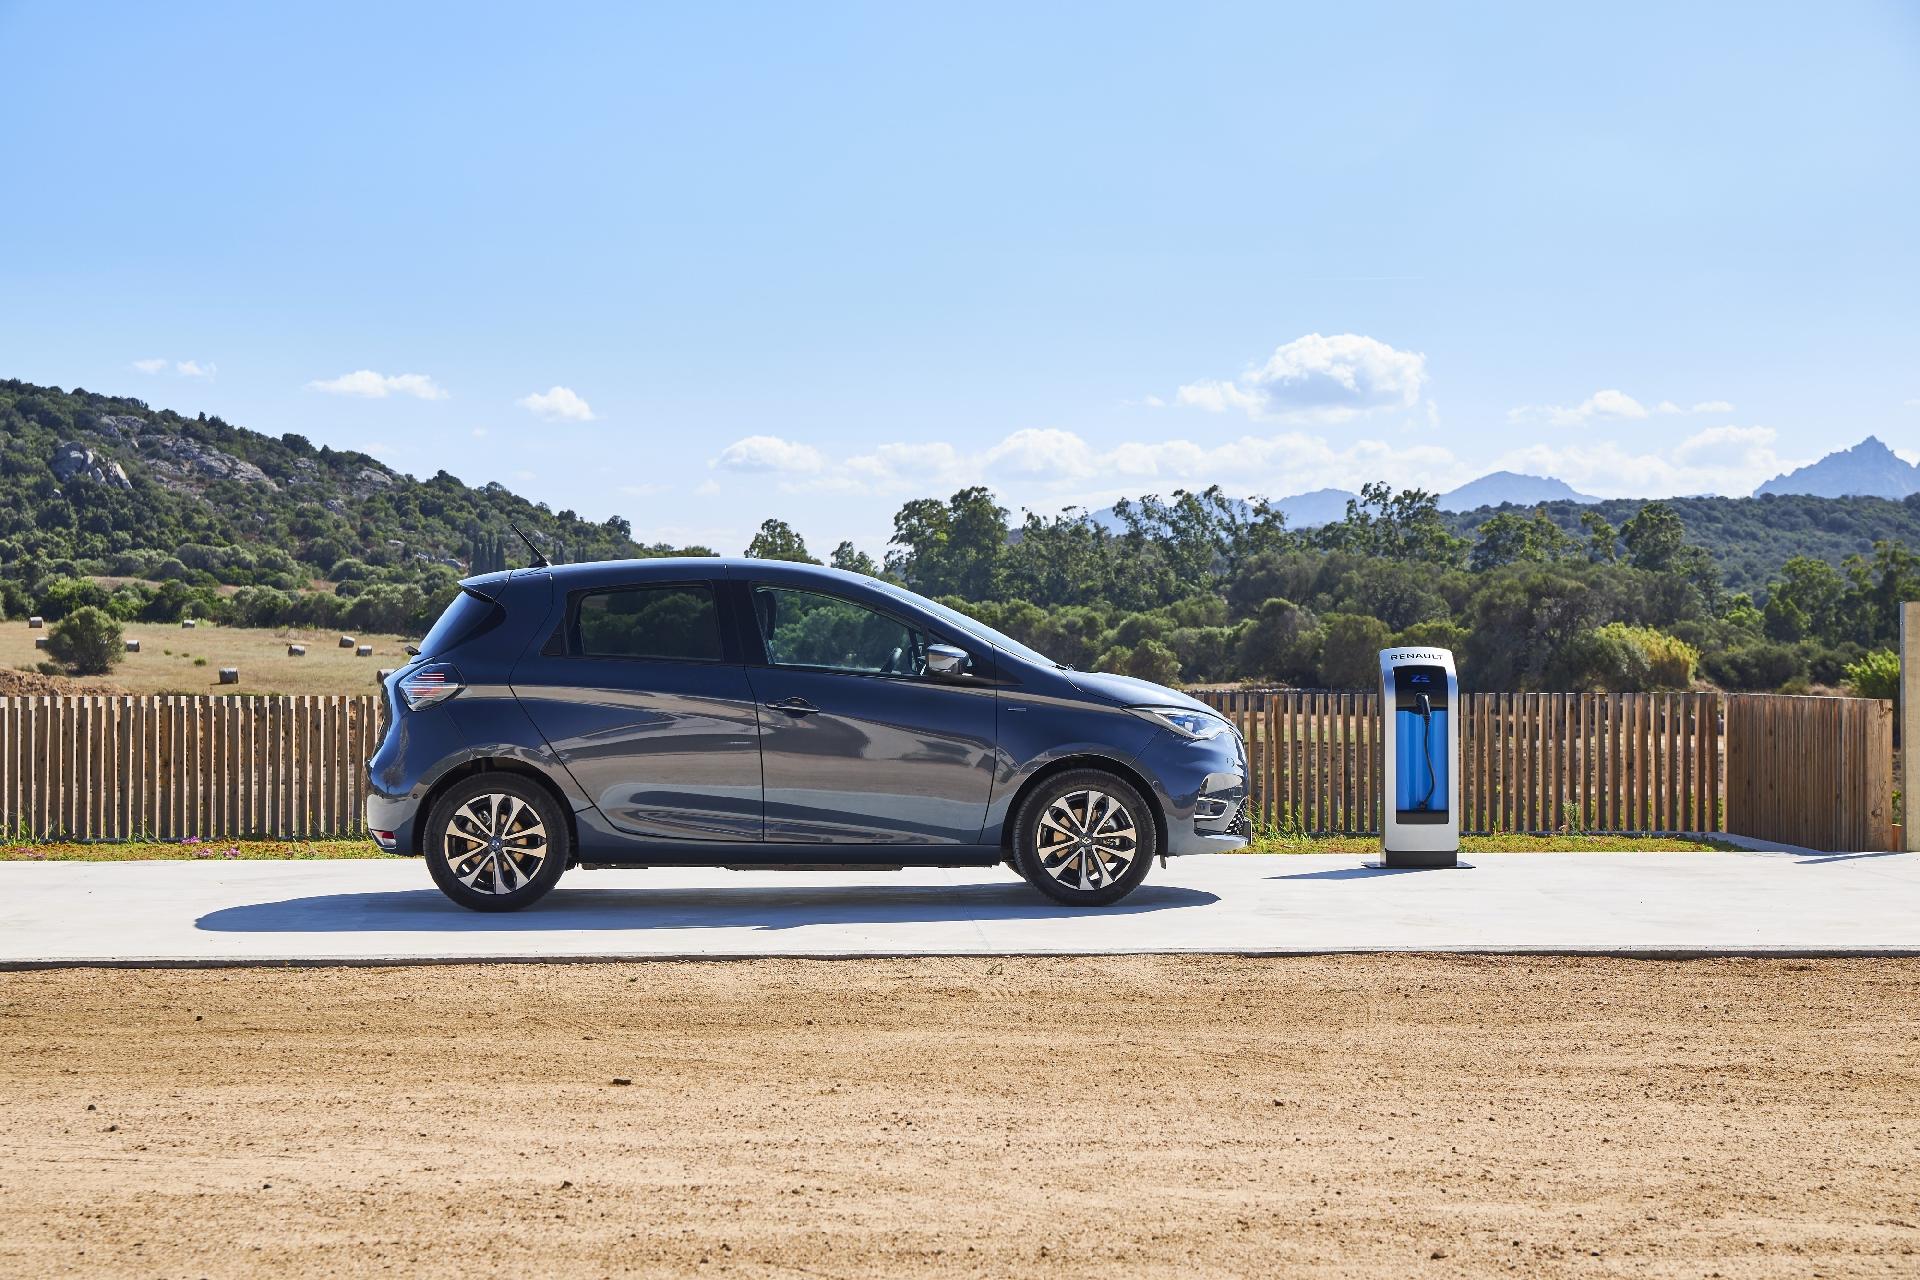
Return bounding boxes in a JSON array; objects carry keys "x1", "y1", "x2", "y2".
[{"x1": 926, "y1": 643, "x2": 970, "y2": 676}]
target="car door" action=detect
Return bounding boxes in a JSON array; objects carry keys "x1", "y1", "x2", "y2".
[
  {"x1": 511, "y1": 579, "x2": 764, "y2": 842},
  {"x1": 742, "y1": 582, "x2": 996, "y2": 845}
]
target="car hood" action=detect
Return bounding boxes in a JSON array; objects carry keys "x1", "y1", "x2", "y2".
[{"x1": 1063, "y1": 669, "x2": 1217, "y2": 714}]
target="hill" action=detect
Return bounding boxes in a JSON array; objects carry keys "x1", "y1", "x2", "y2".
[
  {"x1": 0, "y1": 378, "x2": 702, "y2": 596},
  {"x1": 1440, "y1": 471, "x2": 1597, "y2": 512},
  {"x1": 1442, "y1": 491, "x2": 1920, "y2": 596},
  {"x1": 1753, "y1": 436, "x2": 1920, "y2": 499}
]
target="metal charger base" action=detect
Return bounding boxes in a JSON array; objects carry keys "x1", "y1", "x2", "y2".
[{"x1": 1376, "y1": 847, "x2": 1459, "y2": 869}]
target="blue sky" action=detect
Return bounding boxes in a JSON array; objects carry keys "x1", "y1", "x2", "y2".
[{"x1": 3, "y1": 1, "x2": 1917, "y2": 556}]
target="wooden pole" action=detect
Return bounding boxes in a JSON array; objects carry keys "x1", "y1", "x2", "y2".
[{"x1": 1902, "y1": 601, "x2": 1919, "y2": 853}]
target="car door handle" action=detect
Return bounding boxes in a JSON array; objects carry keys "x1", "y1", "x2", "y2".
[{"x1": 767, "y1": 696, "x2": 820, "y2": 716}]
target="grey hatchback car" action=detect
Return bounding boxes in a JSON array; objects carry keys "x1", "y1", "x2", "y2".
[{"x1": 368, "y1": 558, "x2": 1249, "y2": 911}]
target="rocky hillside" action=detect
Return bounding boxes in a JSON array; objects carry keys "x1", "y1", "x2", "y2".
[{"x1": 0, "y1": 378, "x2": 701, "y2": 595}]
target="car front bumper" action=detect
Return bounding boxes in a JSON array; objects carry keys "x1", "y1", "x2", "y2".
[{"x1": 1135, "y1": 728, "x2": 1251, "y2": 856}]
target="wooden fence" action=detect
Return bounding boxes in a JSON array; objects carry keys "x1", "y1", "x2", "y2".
[
  {"x1": 1196, "y1": 690, "x2": 1727, "y2": 836},
  {"x1": 1724, "y1": 694, "x2": 1894, "y2": 852},
  {"x1": 0, "y1": 690, "x2": 1896, "y2": 851},
  {"x1": 0, "y1": 695, "x2": 384, "y2": 842}
]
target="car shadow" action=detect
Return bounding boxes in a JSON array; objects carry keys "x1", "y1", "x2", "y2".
[{"x1": 194, "y1": 881, "x2": 1220, "y2": 933}]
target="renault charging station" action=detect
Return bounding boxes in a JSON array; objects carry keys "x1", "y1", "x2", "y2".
[{"x1": 1380, "y1": 647, "x2": 1460, "y2": 867}]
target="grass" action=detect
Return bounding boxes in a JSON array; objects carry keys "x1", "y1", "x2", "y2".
[
  {"x1": 2, "y1": 622, "x2": 416, "y2": 696},
  {"x1": 1243, "y1": 831, "x2": 1740, "y2": 854},
  {"x1": 1, "y1": 836, "x2": 388, "y2": 861}
]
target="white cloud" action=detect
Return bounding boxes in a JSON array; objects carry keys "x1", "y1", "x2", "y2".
[
  {"x1": 1516, "y1": 389, "x2": 1735, "y2": 426},
  {"x1": 1493, "y1": 425, "x2": 1800, "y2": 497},
  {"x1": 761, "y1": 426, "x2": 1471, "y2": 504},
  {"x1": 471, "y1": 426, "x2": 488, "y2": 439},
  {"x1": 712, "y1": 435, "x2": 825, "y2": 474},
  {"x1": 308, "y1": 370, "x2": 448, "y2": 400},
  {"x1": 132, "y1": 357, "x2": 216, "y2": 378},
  {"x1": 1171, "y1": 333, "x2": 1427, "y2": 422},
  {"x1": 1509, "y1": 388, "x2": 1649, "y2": 427},
  {"x1": 516, "y1": 385, "x2": 594, "y2": 421}
]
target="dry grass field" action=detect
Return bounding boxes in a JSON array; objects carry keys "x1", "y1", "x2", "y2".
[
  {"x1": 1, "y1": 622, "x2": 414, "y2": 696},
  {"x1": 2, "y1": 955, "x2": 1916, "y2": 1279}
]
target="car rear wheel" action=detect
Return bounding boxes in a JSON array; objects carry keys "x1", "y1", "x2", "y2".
[
  {"x1": 424, "y1": 774, "x2": 569, "y2": 912},
  {"x1": 1011, "y1": 769, "x2": 1157, "y2": 907}
]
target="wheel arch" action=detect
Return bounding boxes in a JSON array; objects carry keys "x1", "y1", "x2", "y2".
[
  {"x1": 411, "y1": 758, "x2": 580, "y2": 858},
  {"x1": 998, "y1": 753, "x2": 1167, "y2": 856}
]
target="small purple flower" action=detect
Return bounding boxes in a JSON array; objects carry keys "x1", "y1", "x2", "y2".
[{"x1": 223, "y1": 847, "x2": 240, "y2": 859}]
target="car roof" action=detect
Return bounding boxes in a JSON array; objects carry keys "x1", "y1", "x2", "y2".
[{"x1": 462, "y1": 557, "x2": 884, "y2": 592}]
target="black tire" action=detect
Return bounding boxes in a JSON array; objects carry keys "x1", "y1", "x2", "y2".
[
  {"x1": 423, "y1": 773, "x2": 569, "y2": 912},
  {"x1": 1010, "y1": 768, "x2": 1158, "y2": 907}
]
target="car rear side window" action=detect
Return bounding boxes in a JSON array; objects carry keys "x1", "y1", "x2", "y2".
[
  {"x1": 418, "y1": 588, "x2": 503, "y2": 658},
  {"x1": 575, "y1": 584, "x2": 723, "y2": 662}
]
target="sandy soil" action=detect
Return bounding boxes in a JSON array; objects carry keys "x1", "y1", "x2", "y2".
[{"x1": 2, "y1": 956, "x2": 1916, "y2": 1278}]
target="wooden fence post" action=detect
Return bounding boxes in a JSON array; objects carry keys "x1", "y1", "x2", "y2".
[{"x1": 1903, "y1": 602, "x2": 1919, "y2": 853}]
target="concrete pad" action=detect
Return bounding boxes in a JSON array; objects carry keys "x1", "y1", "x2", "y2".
[{"x1": 2, "y1": 851, "x2": 1917, "y2": 967}]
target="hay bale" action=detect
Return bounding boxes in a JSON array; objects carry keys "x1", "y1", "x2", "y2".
[
  {"x1": 287, "y1": 644, "x2": 307, "y2": 657},
  {"x1": 376, "y1": 668, "x2": 396, "y2": 683},
  {"x1": 356, "y1": 644, "x2": 374, "y2": 657},
  {"x1": 218, "y1": 667, "x2": 239, "y2": 685},
  {"x1": 181, "y1": 619, "x2": 197, "y2": 629},
  {"x1": 27, "y1": 615, "x2": 43, "y2": 628},
  {"x1": 125, "y1": 639, "x2": 141, "y2": 653},
  {"x1": 34, "y1": 635, "x2": 49, "y2": 650},
  {"x1": 339, "y1": 635, "x2": 356, "y2": 648}
]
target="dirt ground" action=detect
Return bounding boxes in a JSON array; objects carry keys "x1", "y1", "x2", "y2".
[{"x1": 2, "y1": 956, "x2": 1916, "y2": 1279}]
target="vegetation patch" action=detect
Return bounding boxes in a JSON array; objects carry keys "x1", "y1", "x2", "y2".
[
  {"x1": 1243, "y1": 831, "x2": 1741, "y2": 854},
  {"x1": 2, "y1": 836, "x2": 389, "y2": 861}
]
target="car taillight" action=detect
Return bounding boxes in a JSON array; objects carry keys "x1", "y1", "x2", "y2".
[{"x1": 398, "y1": 663, "x2": 463, "y2": 710}]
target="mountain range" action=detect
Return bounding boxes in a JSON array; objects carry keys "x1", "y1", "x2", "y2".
[{"x1": 1754, "y1": 436, "x2": 1920, "y2": 500}]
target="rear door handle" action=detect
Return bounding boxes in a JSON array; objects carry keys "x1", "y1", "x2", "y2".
[{"x1": 767, "y1": 696, "x2": 819, "y2": 716}]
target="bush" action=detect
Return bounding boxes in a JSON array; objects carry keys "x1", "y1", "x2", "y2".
[
  {"x1": 1843, "y1": 649, "x2": 1898, "y2": 701},
  {"x1": 1315, "y1": 613, "x2": 1395, "y2": 689},
  {"x1": 1700, "y1": 642, "x2": 1803, "y2": 692},
  {"x1": 46, "y1": 605, "x2": 123, "y2": 675}
]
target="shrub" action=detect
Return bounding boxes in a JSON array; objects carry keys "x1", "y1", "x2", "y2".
[
  {"x1": 1699, "y1": 642, "x2": 1803, "y2": 692},
  {"x1": 46, "y1": 606, "x2": 124, "y2": 675},
  {"x1": 1562, "y1": 623, "x2": 1699, "y2": 692},
  {"x1": 1843, "y1": 649, "x2": 1898, "y2": 701},
  {"x1": 1315, "y1": 613, "x2": 1395, "y2": 689}
]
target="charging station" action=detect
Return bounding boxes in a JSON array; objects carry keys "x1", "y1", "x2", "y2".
[{"x1": 1380, "y1": 647, "x2": 1460, "y2": 867}]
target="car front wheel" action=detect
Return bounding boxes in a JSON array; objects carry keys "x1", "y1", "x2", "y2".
[
  {"x1": 1011, "y1": 769, "x2": 1157, "y2": 907},
  {"x1": 424, "y1": 774, "x2": 569, "y2": 912}
]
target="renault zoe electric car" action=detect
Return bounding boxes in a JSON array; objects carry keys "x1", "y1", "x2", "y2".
[{"x1": 367, "y1": 558, "x2": 1249, "y2": 911}]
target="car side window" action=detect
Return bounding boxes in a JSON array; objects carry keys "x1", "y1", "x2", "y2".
[
  {"x1": 753, "y1": 586, "x2": 926, "y2": 676},
  {"x1": 574, "y1": 584, "x2": 723, "y2": 662}
]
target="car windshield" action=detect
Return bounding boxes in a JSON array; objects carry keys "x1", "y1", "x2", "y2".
[{"x1": 873, "y1": 581, "x2": 1060, "y2": 668}]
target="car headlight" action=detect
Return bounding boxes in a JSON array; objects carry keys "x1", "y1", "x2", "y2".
[{"x1": 1130, "y1": 705, "x2": 1233, "y2": 742}]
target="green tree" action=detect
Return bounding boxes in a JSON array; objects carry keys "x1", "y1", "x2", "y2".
[
  {"x1": 744, "y1": 519, "x2": 818, "y2": 564},
  {"x1": 1842, "y1": 649, "x2": 1897, "y2": 701},
  {"x1": 828, "y1": 541, "x2": 879, "y2": 577},
  {"x1": 1470, "y1": 508, "x2": 1575, "y2": 572},
  {"x1": 47, "y1": 605, "x2": 123, "y2": 675},
  {"x1": 1315, "y1": 614, "x2": 1394, "y2": 689},
  {"x1": 1316, "y1": 483, "x2": 1466, "y2": 565},
  {"x1": 885, "y1": 487, "x2": 1007, "y2": 599}
]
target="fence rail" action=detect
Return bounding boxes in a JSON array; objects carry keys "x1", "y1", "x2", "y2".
[
  {"x1": 0, "y1": 695, "x2": 383, "y2": 842},
  {"x1": 1195, "y1": 690, "x2": 1726, "y2": 836}
]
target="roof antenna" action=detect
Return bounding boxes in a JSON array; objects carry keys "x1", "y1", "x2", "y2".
[{"x1": 507, "y1": 521, "x2": 550, "y2": 569}]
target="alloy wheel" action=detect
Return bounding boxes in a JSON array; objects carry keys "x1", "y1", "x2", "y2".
[
  {"x1": 442, "y1": 792, "x2": 549, "y2": 895},
  {"x1": 1035, "y1": 788, "x2": 1139, "y2": 891}
]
